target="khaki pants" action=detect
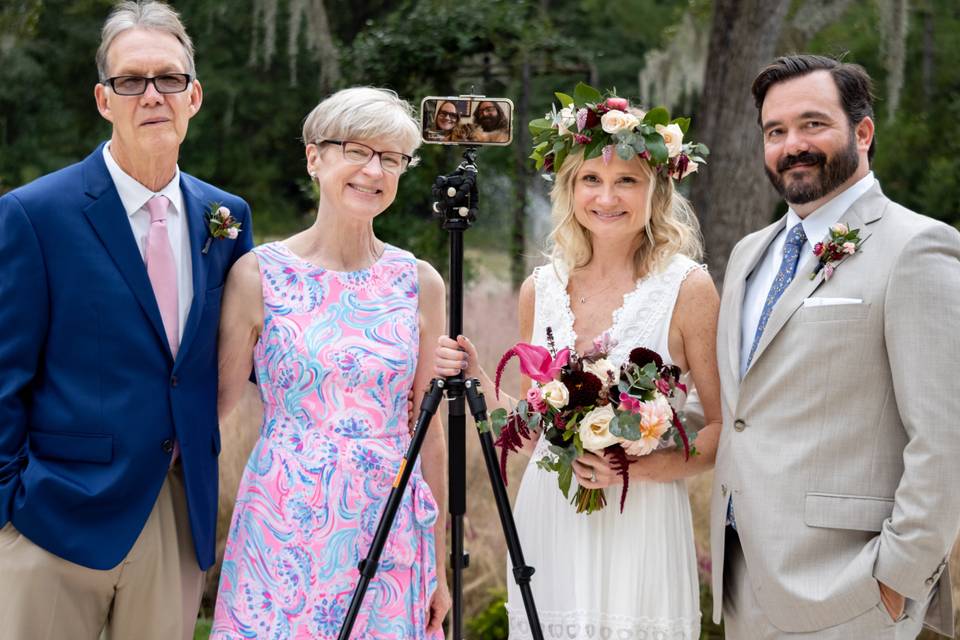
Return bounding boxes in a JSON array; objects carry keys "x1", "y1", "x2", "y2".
[{"x1": 0, "y1": 466, "x2": 205, "y2": 640}]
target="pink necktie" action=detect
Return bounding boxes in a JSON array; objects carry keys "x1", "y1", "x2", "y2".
[{"x1": 146, "y1": 195, "x2": 179, "y2": 358}]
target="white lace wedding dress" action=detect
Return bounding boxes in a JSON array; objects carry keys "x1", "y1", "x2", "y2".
[{"x1": 506, "y1": 254, "x2": 703, "y2": 640}]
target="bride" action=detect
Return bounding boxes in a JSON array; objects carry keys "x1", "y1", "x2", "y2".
[{"x1": 435, "y1": 88, "x2": 723, "y2": 639}]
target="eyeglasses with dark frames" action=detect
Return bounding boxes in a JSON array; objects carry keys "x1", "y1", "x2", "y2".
[
  {"x1": 436, "y1": 111, "x2": 459, "y2": 122},
  {"x1": 320, "y1": 140, "x2": 412, "y2": 175},
  {"x1": 102, "y1": 73, "x2": 193, "y2": 96}
]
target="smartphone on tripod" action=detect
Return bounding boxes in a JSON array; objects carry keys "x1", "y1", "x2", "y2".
[{"x1": 420, "y1": 96, "x2": 514, "y2": 146}]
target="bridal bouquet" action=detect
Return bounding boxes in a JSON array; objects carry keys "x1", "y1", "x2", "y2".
[{"x1": 488, "y1": 330, "x2": 695, "y2": 514}]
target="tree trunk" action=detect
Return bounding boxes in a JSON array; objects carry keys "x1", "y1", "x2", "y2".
[
  {"x1": 921, "y1": 0, "x2": 934, "y2": 104},
  {"x1": 690, "y1": 0, "x2": 791, "y2": 288},
  {"x1": 511, "y1": 57, "x2": 531, "y2": 289}
]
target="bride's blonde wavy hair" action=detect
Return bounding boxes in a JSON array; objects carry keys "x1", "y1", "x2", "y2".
[{"x1": 547, "y1": 148, "x2": 703, "y2": 278}]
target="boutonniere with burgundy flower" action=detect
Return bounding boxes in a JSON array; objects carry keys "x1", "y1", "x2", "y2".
[
  {"x1": 810, "y1": 222, "x2": 862, "y2": 280},
  {"x1": 202, "y1": 202, "x2": 242, "y2": 254}
]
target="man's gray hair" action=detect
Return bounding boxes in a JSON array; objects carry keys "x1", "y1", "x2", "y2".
[
  {"x1": 302, "y1": 87, "x2": 422, "y2": 165},
  {"x1": 96, "y1": 1, "x2": 195, "y2": 81}
]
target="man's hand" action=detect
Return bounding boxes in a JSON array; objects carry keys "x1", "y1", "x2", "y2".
[{"x1": 878, "y1": 580, "x2": 905, "y2": 622}]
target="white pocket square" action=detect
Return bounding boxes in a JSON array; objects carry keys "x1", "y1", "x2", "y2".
[{"x1": 802, "y1": 297, "x2": 863, "y2": 307}]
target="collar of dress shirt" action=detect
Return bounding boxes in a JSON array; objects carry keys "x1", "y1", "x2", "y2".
[
  {"x1": 785, "y1": 171, "x2": 876, "y2": 248},
  {"x1": 102, "y1": 142, "x2": 184, "y2": 219}
]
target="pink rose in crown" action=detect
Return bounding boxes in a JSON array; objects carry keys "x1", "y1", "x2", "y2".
[
  {"x1": 604, "y1": 96, "x2": 629, "y2": 111},
  {"x1": 526, "y1": 386, "x2": 547, "y2": 414}
]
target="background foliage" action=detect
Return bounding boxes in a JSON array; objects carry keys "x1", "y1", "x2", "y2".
[{"x1": 2, "y1": 1, "x2": 958, "y2": 638}]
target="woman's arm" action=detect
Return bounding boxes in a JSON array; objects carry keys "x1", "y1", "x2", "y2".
[
  {"x1": 414, "y1": 260, "x2": 451, "y2": 631},
  {"x1": 574, "y1": 267, "x2": 722, "y2": 486},
  {"x1": 217, "y1": 252, "x2": 263, "y2": 420}
]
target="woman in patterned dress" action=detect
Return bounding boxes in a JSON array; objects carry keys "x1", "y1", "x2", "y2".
[
  {"x1": 212, "y1": 87, "x2": 450, "y2": 639},
  {"x1": 435, "y1": 98, "x2": 724, "y2": 638}
]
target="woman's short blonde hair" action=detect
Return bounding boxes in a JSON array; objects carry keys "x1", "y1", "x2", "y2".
[
  {"x1": 302, "y1": 87, "x2": 422, "y2": 165},
  {"x1": 547, "y1": 149, "x2": 703, "y2": 278}
]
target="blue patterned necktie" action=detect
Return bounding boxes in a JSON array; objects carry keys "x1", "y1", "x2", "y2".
[{"x1": 746, "y1": 222, "x2": 807, "y2": 369}]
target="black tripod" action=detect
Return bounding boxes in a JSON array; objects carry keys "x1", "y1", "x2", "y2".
[{"x1": 338, "y1": 148, "x2": 544, "y2": 640}]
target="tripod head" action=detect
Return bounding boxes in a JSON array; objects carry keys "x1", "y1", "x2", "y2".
[{"x1": 431, "y1": 146, "x2": 479, "y2": 229}]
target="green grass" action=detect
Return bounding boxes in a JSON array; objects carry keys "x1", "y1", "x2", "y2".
[{"x1": 193, "y1": 617, "x2": 211, "y2": 640}]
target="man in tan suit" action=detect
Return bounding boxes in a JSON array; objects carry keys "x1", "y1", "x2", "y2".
[{"x1": 710, "y1": 54, "x2": 960, "y2": 638}]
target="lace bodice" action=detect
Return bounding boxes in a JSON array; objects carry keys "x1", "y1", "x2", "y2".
[{"x1": 531, "y1": 253, "x2": 705, "y2": 367}]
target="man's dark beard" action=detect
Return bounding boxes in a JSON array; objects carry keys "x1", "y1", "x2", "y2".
[
  {"x1": 478, "y1": 114, "x2": 504, "y2": 131},
  {"x1": 765, "y1": 133, "x2": 859, "y2": 205}
]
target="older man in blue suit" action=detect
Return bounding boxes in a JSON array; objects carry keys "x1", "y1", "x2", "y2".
[{"x1": 0, "y1": 2, "x2": 252, "y2": 638}]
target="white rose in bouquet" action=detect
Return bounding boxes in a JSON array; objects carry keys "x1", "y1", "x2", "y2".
[
  {"x1": 583, "y1": 357, "x2": 616, "y2": 383},
  {"x1": 540, "y1": 380, "x2": 570, "y2": 409},
  {"x1": 578, "y1": 404, "x2": 619, "y2": 451}
]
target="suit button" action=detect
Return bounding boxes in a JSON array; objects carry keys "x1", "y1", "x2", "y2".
[
  {"x1": 170, "y1": 375, "x2": 179, "y2": 387},
  {"x1": 721, "y1": 484, "x2": 728, "y2": 496},
  {"x1": 161, "y1": 439, "x2": 175, "y2": 454},
  {"x1": 926, "y1": 577, "x2": 935, "y2": 586},
  {"x1": 734, "y1": 419, "x2": 746, "y2": 432}
]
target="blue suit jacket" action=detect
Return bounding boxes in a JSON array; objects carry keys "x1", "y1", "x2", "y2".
[{"x1": 0, "y1": 143, "x2": 253, "y2": 570}]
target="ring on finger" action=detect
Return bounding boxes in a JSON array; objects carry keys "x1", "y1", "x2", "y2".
[{"x1": 590, "y1": 470, "x2": 597, "y2": 483}]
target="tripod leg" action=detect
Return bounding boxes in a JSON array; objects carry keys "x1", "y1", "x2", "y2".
[
  {"x1": 464, "y1": 379, "x2": 545, "y2": 640},
  {"x1": 448, "y1": 386, "x2": 467, "y2": 639},
  {"x1": 337, "y1": 378, "x2": 445, "y2": 640}
]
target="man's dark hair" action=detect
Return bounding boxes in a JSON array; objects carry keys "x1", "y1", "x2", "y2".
[
  {"x1": 752, "y1": 54, "x2": 876, "y2": 161},
  {"x1": 473, "y1": 101, "x2": 506, "y2": 130}
]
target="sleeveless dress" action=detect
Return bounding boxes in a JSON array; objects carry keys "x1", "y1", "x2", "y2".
[
  {"x1": 506, "y1": 254, "x2": 703, "y2": 640},
  {"x1": 212, "y1": 242, "x2": 441, "y2": 640}
]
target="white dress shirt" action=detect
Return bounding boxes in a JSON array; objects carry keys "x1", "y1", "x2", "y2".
[
  {"x1": 739, "y1": 172, "x2": 876, "y2": 378},
  {"x1": 102, "y1": 143, "x2": 193, "y2": 341}
]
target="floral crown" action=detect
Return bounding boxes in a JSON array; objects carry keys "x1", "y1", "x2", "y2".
[{"x1": 529, "y1": 82, "x2": 708, "y2": 181}]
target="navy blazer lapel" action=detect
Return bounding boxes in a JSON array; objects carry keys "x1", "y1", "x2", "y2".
[
  {"x1": 175, "y1": 174, "x2": 209, "y2": 367},
  {"x1": 80, "y1": 145, "x2": 171, "y2": 358}
]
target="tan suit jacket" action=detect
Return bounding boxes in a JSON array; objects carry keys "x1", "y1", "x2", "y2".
[{"x1": 710, "y1": 183, "x2": 960, "y2": 635}]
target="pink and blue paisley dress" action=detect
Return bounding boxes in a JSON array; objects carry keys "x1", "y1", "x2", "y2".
[{"x1": 212, "y1": 242, "x2": 440, "y2": 639}]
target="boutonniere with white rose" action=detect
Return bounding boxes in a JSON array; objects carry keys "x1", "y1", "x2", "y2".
[
  {"x1": 810, "y1": 222, "x2": 862, "y2": 280},
  {"x1": 528, "y1": 82, "x2": 709, "y2": 181},
  {"x1": 485, "y1": 329, "x2": 696, "y2": 514},
  {"x1": 202, "y1": 202, "x2": 242, "y2": 254}
]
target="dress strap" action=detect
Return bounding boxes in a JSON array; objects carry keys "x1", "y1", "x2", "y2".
[
  {"x1": 531, "y1": 262, "x2": 576, "y2": 351},
  {"x1": 609, "y1": 254, "x2": 706, "y2": 365}
]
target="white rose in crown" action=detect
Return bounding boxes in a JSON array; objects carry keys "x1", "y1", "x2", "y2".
[
  {"x1": 540, "y1": 380, "x2": 570, "y2": 409},
  {"x1": 600, "y1": 110, "x2": 640, "y2": 134},
  {"x1": 656, "y1": 123, "x2": 684, "y2": 158},
  {"x1": 556, "y1": 106, "x2": 577, "y2": 137},
  {"x1": 578, "y1": 404, "x2": 619, "y2": 451},
  {"x1": 583, "y1": 358, "x2": 616, "y2": 383}
]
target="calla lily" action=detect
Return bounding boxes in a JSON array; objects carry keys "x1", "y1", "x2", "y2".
[{"x1": 494, "y1": 343, "x2": 570, "y2": 398}]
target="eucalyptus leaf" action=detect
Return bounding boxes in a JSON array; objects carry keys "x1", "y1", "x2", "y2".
[
  {"x1": 616, "y1": 411, "x2": 641, "y2": 439},
  {"x1": 554, "y1": 92, "x2": 574, "y2": 108},
  {"x1": 557, "y1": 464, "x2": 573, "y2": 498},
  {"x1": 489, "y1": 408, "x2": 507, "y2": 436},
  {"x1": 644, "y1": 134, "x2": 669, "y2": 163},
  {"x1": 615, "y1": 143, "x2": 635, "y2": 160},
  {"x1": 673, "y1": 117, "x2": 691, "y2": 135}
]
